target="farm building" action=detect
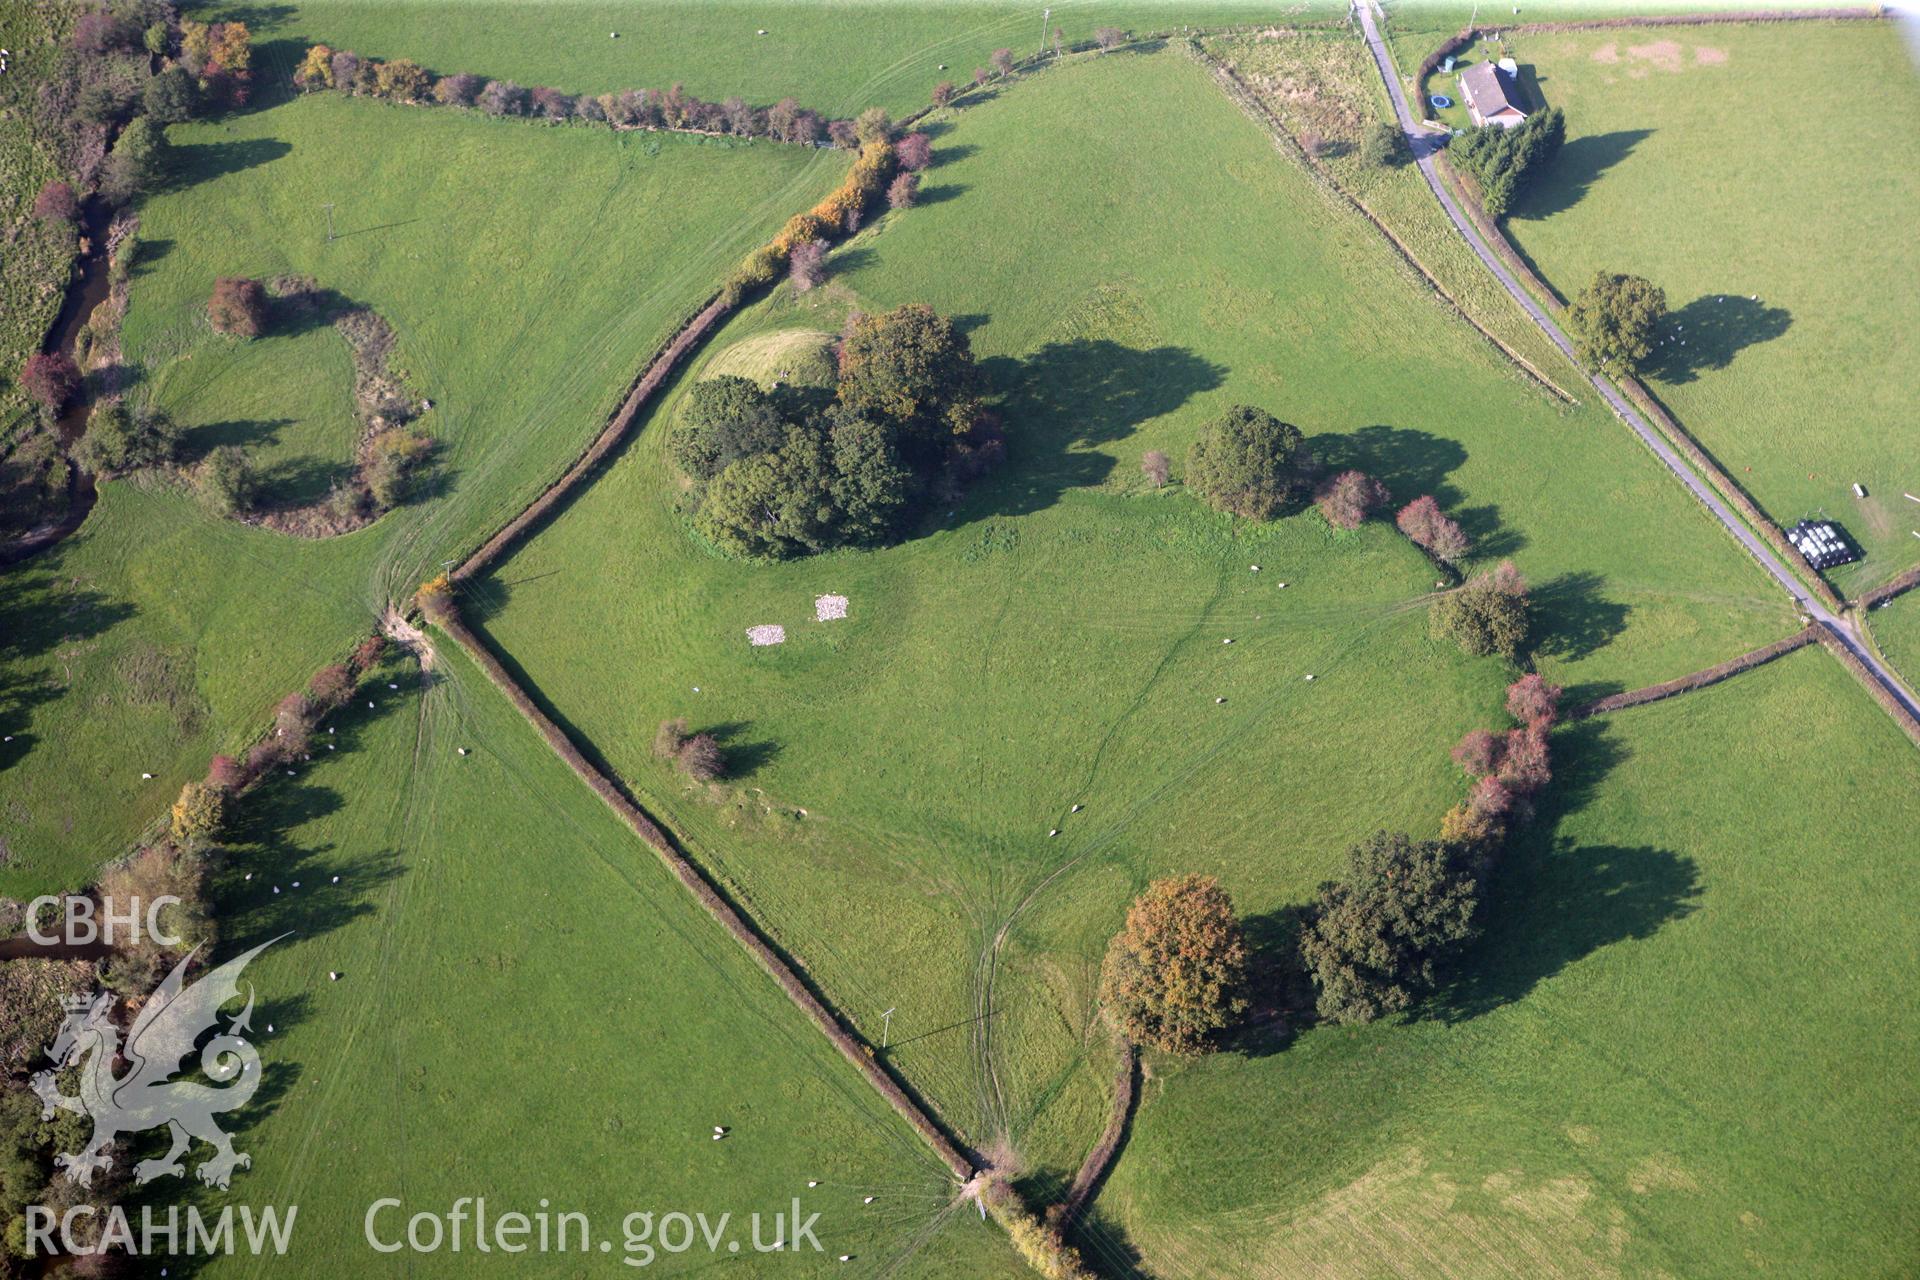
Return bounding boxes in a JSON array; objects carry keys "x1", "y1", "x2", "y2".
[
  {"x1": 1787, "y1": 519, "x2": 1860, "y2": 570},
  {"x1": 1460, "y1": 59, "x2": 1528, "y2": 129}
]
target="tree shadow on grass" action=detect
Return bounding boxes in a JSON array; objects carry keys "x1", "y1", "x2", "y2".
[
  {"x1": 179, "y1": 418, "x2": 295, "y2": 460},
  {"x1": 699, "y1": 720, "x2": 781, "y2": 778},
  {"x1": 1530, "y1": 571, "x2": 1630, "y2": 663},
  {"x1": 167, "y1": 137, "x2": 293, "y2": 190},
  {"x1": 1067, "y1": 1204, "x2": 1160, "y2": 1280},
  {"x1": 1644, "y1": 294, "x2": 1792, "y2": 386},
  {"x1": 1315, "y1": 424, "x2": 1470, "y2": 509},
  {"x1": 1455, "y1": 502, "x2": 1525, "y2": 560},
  {"x1": 0, "y1": 566, "x2": 138, "y2": 772},
  {"x1": 974, "y1": 338, "x2": 1227, "y2": 520},
  {"x1": 1223, "y1": 902, "x2": 1312, "y2": 1060},
  {"x1": 913, "y1": 182, "x2": 968, "y2": 207},
  {"x1": 1512, "y1": 128, "x2": 1653, "y2": 221},
  {"x1": 1436, "y1": 716, "x2": 1699, "y2": 1020}
]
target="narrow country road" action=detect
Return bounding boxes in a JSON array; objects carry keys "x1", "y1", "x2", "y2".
[{"x1": 1352, "y1": 0, "x2": 1920, "y2": 727}]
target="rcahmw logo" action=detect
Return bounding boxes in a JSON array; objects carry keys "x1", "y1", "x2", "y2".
[{"x1": 26, "y1": 1203, "x2": 297, "y2": 1259}]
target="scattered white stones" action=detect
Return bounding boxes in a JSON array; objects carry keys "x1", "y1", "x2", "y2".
[
  {"x1": 747, "y1": 624, "x2": 786, "y2": 647},
  {"x1": 815, "y1": 594, "x2": 849, "y2": 622}
]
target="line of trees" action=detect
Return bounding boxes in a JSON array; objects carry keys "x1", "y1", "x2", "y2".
[
  {"x1": 293, "y1": 43, "x2": 883, "y2": 149},
  {"x1": 674, "y1": 304, "x2": 996, "y2": 558},
  {"x1": 1450, "y1": 106, "x2": 1564, "y2": 218}
]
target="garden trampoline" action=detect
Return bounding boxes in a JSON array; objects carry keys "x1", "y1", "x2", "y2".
[{"x1": 1429, "y1": 94, "x2": 1453, "y2": 109}]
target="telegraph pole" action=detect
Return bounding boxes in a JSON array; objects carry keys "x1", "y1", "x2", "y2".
[
  {"x1": 1038, "y1": 7, "x2": 1050, "y2": 55},
  {"x1": 322, "y1": 202, "x2": 336, "y2": 242},
  {"x1": 881, "y1": 1007, "x2": 896, "y2": 1051}
]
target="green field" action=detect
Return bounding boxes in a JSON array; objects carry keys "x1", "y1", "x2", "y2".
[
  {"x1": 229, "y1": 0, "x2": 1349, "y2": 122},
  {"x1": 1104, "y1": 646, "x2": 1920, "y2": 1279},
  {"x1": 0, "y1": 90, "x2": 845, "y2": 896},
  {"x1": 156, "y1": 639, "x2": 1026, "y2": 1277},
  {"x1": 1868, "y1": 588, "x2": 1920, "y2": 694},
  {"x1": 1491, "y1": 20, "x2": 1920, "y2": 592},
  {"x1": 469, "y1": 46, "x2": 1792, "y2": 1194}
]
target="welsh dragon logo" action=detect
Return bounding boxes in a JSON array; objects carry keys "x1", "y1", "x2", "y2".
[{"x1": 31, "y1": 938, "x2": 282, "y2": 1190}]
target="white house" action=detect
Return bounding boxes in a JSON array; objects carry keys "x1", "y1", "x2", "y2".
[{"x1": 1460, "y1": 60, "x2": 1527, "y2": 129}]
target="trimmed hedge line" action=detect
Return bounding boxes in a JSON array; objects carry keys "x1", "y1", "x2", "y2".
[
  {"x1": 1573, "y1": 625, "x2": 1818, "y2": 718},
  {"x1": 1860, "y1": 563, "x2": 1920, "y2": 610},
  {"x1": 1060, "y1": 1038, "x2": 1137, "y2": 1228},
  {"x1": 719, "y1": 139, "x2": 895, "y2": 306},
  {"x1": 437, "y1": 611, "x2": 975, "y2": 1179}
]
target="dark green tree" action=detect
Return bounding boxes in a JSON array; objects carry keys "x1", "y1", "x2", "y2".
[
  {"x1": 73, "y1": 402, "x2": 178, "y2": 473},
  {"x1": 1185, "y1": 404, "x2": 1306, "y2": 520},
  {"x1": 1300, "y1": 831, "x2": 1481, "y2": 1024},
  {"x1": 195, "y1": 444, "x2": 256, "y2": 515},
  {"x1": 1360, "y1": 119, "x2": 1408, "y2": 168},
  {"x1": 1452, "y1": 106, "x2": 1564, "y2": 216},
  {"x1": 825, "y1": 409, "x2": 914, "y2": 544},
  {"x1": 696, "y1": 427, "x2": 837, "y2": 558},
  {"x1": 100, "y1": 115, "x2": 170, "y2": 204},
  {"x1": 1429, "y1": 561, "x2": 1531, "y2": 661},
  {"x1": 143, "y1": 65, "x2": 200, "y2": 123},
  {"x1": 1567, "y1": 270, "x2": 1667, "y2": 376},
  {"x1": 669, "y1": 374, "x2": 789, "y2": 482}
]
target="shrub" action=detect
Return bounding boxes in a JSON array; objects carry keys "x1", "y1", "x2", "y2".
[
  {"x1": 886, "y1": 171, "x2": 919, "y2": 210},
  {"x1": 374, "y1": 58, "x2": 431, "y2": 103},
  {"x1": 1141, "y1": 449, "x2": 1170, "y2": 488},
  {"x1": 329, "y1": 49, "x2": 362, "y2": 93},
  {"x1": 980, "y1": 1178, "x2": 1098, "y2": 1280},
  {"x1": 169, "y1": 782, "x2": 224, "y2": 848},
  {"x1": 1186, "y1": 405, "x2": 1306, "y2": 520},
  {"x1": 837, "y1": 303, "x2": 981, "y2": 456},
  {"x1": 1315, "y1": 469, "x2": 1389, "y2": 530},
  {"x1": 1301, "y1": 831, "x2": 1480, "y2": 1024},
  {"x1": 21, "y1": 353, "x2": 80, "y2": 410},
  {"x1": 972, "y1": 67, "x2": 991, "y2": 87},
  {"x1": 1568, "y1": 270, "x2": 1667, "y2": 376},
  {"x1": 895, "y1": 131, "x2": 932, "y2": 171},
  {"x1": 1450, "y1": 728, "x2": 1503, "y2": 777},
  {"x1": 670, "y1": 375, "x2": 788, "y2": 482},
  {"x1": 1505, "y1": 674, "x2": 1561, "y2": 729},
  {"x1": 293, "y1": 43, "x2": 336, "y2": 92},
  {"x1": 932, "y1": 81, "x2": 956, "y2": 107},
  {"x1": 33, "y1": 181, "x2": 81, "y2": 225},
  {"x1": 195, "y1": 445, "x2": 256, "y2": 515},
  {"x1": 1429, "y1": 562, "x2": 1530, "y2": 661},
  {"x1": 97, "y1": 845, "x2": 211, "y2": 996},
  {"x1": 788, "y1": 239, "x2": 827, "y2": 292},
  {"x1": 531, "y1": 85, "x2": 574, "y2": 119},
  {"x1": 308, "y1": 663, "x2": 355, "y2": 708},
  {"x1": 827, "y1": 118, "x2": 857, "y2": 149},
  {"x1": 1099, "y1": 874, "x2": 1248, "y2": 1055},
  {"x1": 350, "y1": 634, "x2": 387, "y2": 672},
  {"x1": 245, "y1": 739, "x2": 282, "y2": 776},
  {"x1": 363, "y1": 428, "x2": 432, "y2": 508},
  {"x1": 74, "y1": 8, "x2": 140, "y2": 56},
  {"x1": 74, "y1": 400, "x2": 177, "y2": 473},
  {"x1": 207, "y1": 277, "x2": 268, "y2": 338},
  {"x1": 416, "y1": 573, "x2": 456, "y2": 623},
  {"x1": 1496, "y1": 726, "x2": 1551, "y2": 795},
  {"x1": 206, "y1": 754, "x2": 245, "y2": 791},
  {"x1": 433, "y1": 72, "x2": 482, "y2": 107},
  {"x1": 1096, "y1": 26, "x2": 1128, "y2": 49},
  {"x1": 1360, "y1": 119, "x2": 1409, "y2": 168},
  {"x1": 1395, "y1": 494, "x2": 1468, "y2": 563},
  {"x1": 696, "y1": 430, "x2": 837, "y2": 559},
  {"x1": 676, "y1": 733, "x2": 726, "y2": 783},
  {"x1": 991, "y1": 48, "x2": 1015, "y2": 76},
  {"x1": 275, "y1": 691, "x2": 313, "y2": 750},
  {"x1": 479, "y1": 80, "x2": 528, "y2": 116},
  {"x1": 826, "y1": 409, "x2": 915, "y2": 545},
  {"x1": 853, "y1": 107, "x2": 891, "y2": 145}
]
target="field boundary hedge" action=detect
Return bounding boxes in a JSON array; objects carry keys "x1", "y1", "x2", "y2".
[
  {"x1": 437, "y1": 612, "x2": 977, "y2": 1179},
  {"x1": 453, "y1": 292, "x2": 730, "y2": 581},
  {"x1": 1191, "y1": 43, "x2": 1578, "y2": 405},
  {"x1": 1061, "y1": 1037, "x2": 1137, "y2": 1227},
  {"x1": 1859, "y1": 563, "x2": 1920, "y2": 610},
  {"x1": 1572, "y1": 625, "x2": 1818, "y2": 717},
  {"x1": 1814, "y1": 625, "x2": 1920, "y2": 748}
]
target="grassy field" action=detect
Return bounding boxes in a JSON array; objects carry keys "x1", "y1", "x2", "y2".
[
  {"x1": 1202, "y1": 27, "x2": 1580, "y2": 391},
  {"x1": 148, "y1": 639, "x2": 1026, "y2": 1278},
  {"x1": 469, "y1": 46, "x2": 1793, "y2": 1194},
  {"x1": 1489, "y1": 20, "x2": 1920, "y2": 592},
  {"x1": 1867, "y1": 588, "x2": 1920, "y2": 694},
  {"x1": 1103, "y1": 646, "x2": 1920, "y2": 1279},
  {"x1": 225, "y1": 0, "x2": 1351, "y2": 122},
  {"x1": 0, "y1": 90, "x2": 846, "y2": 896}
]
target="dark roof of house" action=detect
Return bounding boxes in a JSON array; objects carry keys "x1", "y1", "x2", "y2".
[{"x1": 1460, "y1": 61, "x2": 1525, "y2": 117}]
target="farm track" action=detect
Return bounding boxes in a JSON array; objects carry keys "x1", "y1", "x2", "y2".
[{"x1": 1355, "y1": 0, "x2": 1920, "y2": 743}]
